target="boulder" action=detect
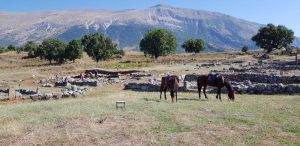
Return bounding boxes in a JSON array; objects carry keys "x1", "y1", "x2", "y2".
[
  {"x1": 42, "y1": 83, "x2": 54, "y2": 87},
  {"x1": 71, "y1": 85, "x2": 78, "y2": 91},
  {"x1": 53, "y1": 93, "x2": 63, "y2": 99}
]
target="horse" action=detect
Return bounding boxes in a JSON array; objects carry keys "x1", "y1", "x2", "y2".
[
  {"x1": 197, "y1": 74, "x2": 235, "y2": 101},
  {"x1": 160, "y1": 75, "x2": 180, "y2": 102}
]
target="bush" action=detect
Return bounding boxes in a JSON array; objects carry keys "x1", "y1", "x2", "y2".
[
  {"x1": 24, "y1": 41, "x2": 38, "y2": 58},
  {"x1": 242, "y1": 46, "x2": 249, "y2": 53},
  {"x1": 182, "y1": 38, "x2": 206, "y2": 53}
]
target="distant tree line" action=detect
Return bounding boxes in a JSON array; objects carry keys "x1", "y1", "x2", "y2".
[
  {"x1": 0, "y1": 44, "x2": 24, "y2": 53},
  {"x1": 1, "y1": 23, "x2": 296, "y2": 62},
  {"x1": 0, "y1": 33, "x2": 124, "y2": 64}
]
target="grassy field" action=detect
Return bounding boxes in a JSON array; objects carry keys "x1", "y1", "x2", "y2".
[
  {"x1": 0, "y1": 51, "x2": 300, "y2": 145},
  {"x1": 0, "y1": 85, "x2": 300, "y2": 145}
]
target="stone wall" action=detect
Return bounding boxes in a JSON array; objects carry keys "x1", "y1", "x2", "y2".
[
  {"x1": 124, "y1": 75, "x2": 300, "y2": 94},
  {"x1": 184, "y1": 73, "x2": 300, "y2": 84}
]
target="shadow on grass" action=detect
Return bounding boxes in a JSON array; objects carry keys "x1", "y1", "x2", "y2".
[
  {"x1": 143, "y1": 97, "x2": 207, "y2": 102},
  {"x1": 177, "y1": 98, "x2": 203, "y2": 101},
  {"x1": 22, "y1": 62, "x2": 63, "y2": 67},
  {"x1": 143, "y1": 98, "x2": 161, "y2": 102}
]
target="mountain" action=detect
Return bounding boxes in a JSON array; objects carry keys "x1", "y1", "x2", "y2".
[{"x1": 0, "y1": 4, "x2": 299, "y2": 51}]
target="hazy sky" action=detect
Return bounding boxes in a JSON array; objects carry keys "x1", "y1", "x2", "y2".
[{"x1": 0, "y1": 0, "x2": 299, "y2": 36}]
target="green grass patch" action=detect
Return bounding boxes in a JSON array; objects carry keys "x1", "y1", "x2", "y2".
[
  {"x1": 283, "y1": 125, "x2": 300, "y2": 136},
  {"x1": 220, "y1": 116, "x2": 256, "y2": 126}
]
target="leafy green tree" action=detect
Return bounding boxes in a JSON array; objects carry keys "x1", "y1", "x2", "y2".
[
  {"x1": 24, "y1": 41, "x2": 38, "y2": 58},
  {"x1": 34, "y1": 45, "x2": 45, "y2": 60},
  {"x1": 252, "y1": 23, "x2": 294, "y2": 53},
  {"x1": 242, "y1": 45, "x2": 249, "y2": 53},
  {"x1": 81, "y1": 33, "x2": 121, "y2": 62},
  {"x1": 7, "y1": 44, "x2": 16, "y2": 51},
  {"x1": 0, "y1": 47, "x2": 7, "y2": 53},
  {"x1": 140, "y1": 28, "x2": 177, "y2": 59},
  {"x1": 65, "y1": 40, "x2": 84, "y2": 63},
  {"x1": 40, "y1": 38, "x2": 67, "y2": 64},
  {"x1": 182, "y1": 38, "x2": 206, "y2": 53}
]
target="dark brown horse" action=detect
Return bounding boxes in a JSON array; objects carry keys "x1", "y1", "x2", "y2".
[
  {"x1": 197, "y1": 74, "x2": 235, "y2": 101},
  {"x1": 160, "y1": 75, "x2": 179, "y2": 102}
]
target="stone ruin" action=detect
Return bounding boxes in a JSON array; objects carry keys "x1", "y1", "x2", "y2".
[
  {"x1": 0, "y1": 69, "x2": 154, "y2": 102},
  {"x1": 124, "y1": 72, "x2": 300, "y2": 95},
  {"x1": 30, "y1": 85, "x2": 89, "y2": 101}
]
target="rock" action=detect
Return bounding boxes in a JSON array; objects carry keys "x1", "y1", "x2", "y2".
[
  {"x1": 183, "y1": 81, "x2": 191, "y2": 91},
  {"x1": 71, "y1": 92, "x2": 79, "y2": 98},
  {"x1": 42, "y1": 83, "x2": 54, "y2": 87},
  {"x1": 15, "y1": 91, "x2": 22, "y2": 98},
  {"x1": 62, "y1": 92, "x2": 70, "y2": 98},
  {"x1": 71, "y1": 85, "x2": 78, "y2": 91},
  {"x1": 39, "y1": 79, "x2": 47, "y2": 84},
  {"x1": 53, "y1": 93, "x2": 63, "y2": 99},
  {"x1": 16, "y1": 89, "x2": 37, "y2": 95},
  {"x1": 55, "y1": 82, "x2": 68, "y2": 87},
  {"x1": 44, "y1": 93, "x2": 53, "y2": 100},
  {"x1": 259, "y1": 54, "x2": 270, "y2": 60},
  {"x1": 30, "y1": 94, "x2": 40, "y2": 101}
]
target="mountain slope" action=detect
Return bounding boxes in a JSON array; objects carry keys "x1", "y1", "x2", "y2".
[{"x1": 0, "y1": 4, "x2": 299, "y2": 51}]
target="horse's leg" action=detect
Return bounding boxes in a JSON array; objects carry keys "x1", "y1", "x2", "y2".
[
  {"x1": 160, "y1": 89, "x2": 162, "y2": 100},
  {"x1": 176, "y1": 91, "x2": 178, "y2": 102},
  {"x1": 203, "y1": 85, "x2": 208, "y2": 99},
  {"x1": 164, "y1": 89, "x2": 167, "y2": 100},
  {"x1": 217, "y1": 88, "x2": 222, "y2": 101},
  {"x1": 198, "y1": 85, "x2": 202, "y2": 99},
  {"x1": 216, "y1": 88, "x2": 219, "y2": 99}
]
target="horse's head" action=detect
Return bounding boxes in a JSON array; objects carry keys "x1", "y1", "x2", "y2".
[
  {"x1": 228, "y1": 90, "x2": 235, "y2": 101},
  {"x1": 224, "y1": 80, "x2": 235, "y2": 101}
]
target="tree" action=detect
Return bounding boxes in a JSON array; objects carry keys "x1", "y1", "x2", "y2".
[
  {"x1": 182, "y1": 38, "x2": 206, "y2": 53},
  {"x1": 242, "y1": 45, "x2": 249, "y2": 53},
  {"x1": 7, "y1": 44, "x2": 16, "y2": 51},
  {"x1": 24, "y1": 41, "x2": 38, "y2": 58},
  {"x1": 140, "y1": 28, "x2": 177, "y2": 59},
  {"x1": 252, "y1": 23, "x2": 294, "y2": 53},
  {"x1": 65, "y1": 40, "x2": 84, "y2": 63},
  {"x1": 34, "y1": 45, "x2": 46, "y2": 60},
  {"x1": 0, "y1": 47, "x2": 7, "y2": 53},
  {"x1": 40, "y1": 38, "x2": 67, "y2": 64},
  {"x1": 81, "y1": 33, "x2": 121, "y2": 62}
]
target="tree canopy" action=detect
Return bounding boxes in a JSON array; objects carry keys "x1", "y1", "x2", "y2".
[
  {"x1": 65, "y1": 40, "x2": 84, "y2": 63},
  {"x1": 40, "y1": 38, "x2": 67, "y2": 64},
  {"x1": 182, "y1": 38, "x2": 206, "y2": 53},
  {"x1": 81, "y1": 33, "x2": 121, "y2": 62},
  {"x1": 24, "y1": 41, "x2": 38, "y2": 58},
  {"x1": 252, "y1": 23, "x2": 294, "y2": 53},
  {"x1": 140, "y1": 28, "x2": 177, "y2": 58},
  {"x1": 242, "y1": 45, "x2": 249, "y2": 53}
]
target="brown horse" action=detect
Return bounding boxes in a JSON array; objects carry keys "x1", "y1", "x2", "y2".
[
  {"x1": 197, "y1": 74, "x2": 235, "y2": 101},
  {"x1": 160, "y1": 75, "x2": 180, "y2": 102}
]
